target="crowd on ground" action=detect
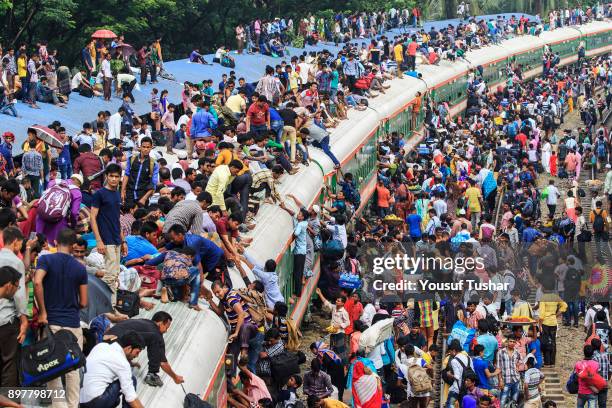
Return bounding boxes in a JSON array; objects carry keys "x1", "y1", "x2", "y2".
[{"x1": 0, "y1": 6, "x2": 609, "y2": 408}]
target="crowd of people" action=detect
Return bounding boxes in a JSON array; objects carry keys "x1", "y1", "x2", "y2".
[{"x1": 0, "y1": 5, "x2": 609, "y2": 408}]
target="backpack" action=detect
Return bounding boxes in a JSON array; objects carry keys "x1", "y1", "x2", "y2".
[
  {"x1": 270, "y1": 351, "x2": 300, "y2": 380},
  {"x1": 592, "y1": 209, "x2": 605, "y2": 233},
  {"x1": 37, "y1": 182, "x2": 72, "y2": 223},
  {"x1": 408, "y1": 363, "x2": 433, "y2": 394},
  {"x1": 558, "y1": 144, "x2": 568, "y2": 160},
  {"x1": 129, "y1": 154, "x2": 155, "y2": 177},
  {"x1": 566, "y1": 371, "x2": 579, "y2": 394},
  {"x1": 321, "y1": 226, "x2": 344, "y2": 260},
  {"x1": 484, "y1": 310, "x2": 499, "y2": 332},
  {"x1": 183, "y1": 390, "x2": 213, "y2": 408},
  {"x1": 596, "y1": 142, "x2": 606, "y2": 158},
  {"x1": 455, "y1": 355, "x2": 478, "y2": 393},
  {"x1": 21, "y1": 326, "x2": 86, "y2": 386},
  {"x1": 89, "y1": 314, "x2": 111, "y2": 346},
  {"x1": 238, "y1": 288, "x2": 268, "y2": 327}
]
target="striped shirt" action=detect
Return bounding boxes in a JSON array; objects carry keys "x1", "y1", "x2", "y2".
[
  {"x1": 497, "y1": 348, "x2": 521, "y2": 384},
  {"x1": 251, "y1": 169, "x2": 281, "y2": 202},
  {"x1": 418, "y1": 299, "x2": 434, "y2": 328},
  {"x1": 593, "y1": 351, "x2": 609, "y2": 380},
  {"x1": 221, "y1": 290, "x2": 252, "y2": 332},
  {"x1": 162, "y1": 200, "x2": 204, "y2": 235},
  {"x1": 256, "y1": 340, "x2": 285, "y2": 376},
  {"x1": 255, "y1": 75, "x2": 281, "y2": 102}
]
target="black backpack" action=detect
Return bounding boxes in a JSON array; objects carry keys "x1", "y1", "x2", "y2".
[
  {"x1": 182, "y1": 385, "x2": 213, "y2": 408},
  {"x1": 593, "y1": 210, "x2": 605, "y2": 233},
  {"x1": 456, "y1": 356, "x2": 478, "y2": 395},
  {"x1": 270, "y1": 351, "x2": 300, "y2": 380}
]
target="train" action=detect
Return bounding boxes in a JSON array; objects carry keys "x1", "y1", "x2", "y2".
[{"x1": 131, "y1": 20, "x2": 612, "y2": 407}]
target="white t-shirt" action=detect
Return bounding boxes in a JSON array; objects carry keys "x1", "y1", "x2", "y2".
[
  {"x1": 71, "y1": 71, "x2": 84, "y2": 90},
  {"x1": 80, "y1": 342, "x2": 137, "y2": 404},
  {"x1": 546, "y1": 185, "x2": 560, "y2": 205}
]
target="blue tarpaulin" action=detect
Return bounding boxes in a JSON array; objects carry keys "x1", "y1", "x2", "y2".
[{"x1": 1, "y1": 13, "x2": 533, "y2": 151}]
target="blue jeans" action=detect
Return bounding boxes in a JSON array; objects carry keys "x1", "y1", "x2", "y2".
[
  {"x1": 312, "y1": 136, "x2": 340, "y2": 166},
  {"x1": 80, "y1": 377, "x2": 136, "y2": 408},
  {"x1": 0, "y1": 103, "x2": 17, "y2": 117},
  {"x1": 564, "y1": 300, "x2": 579, "y2": 325},
  {"x1": 59, "y1": 163, "x2": 73, "y2": 180},
  {"x1": 247, "y1": 331, "x2": 264, "y2": 373},
  {"x1": 270, "y1": 120, "x2": 284, "y2": 143},
  {"x1": 500, "y1": 381, "x2": 519, "y2": 407},
  {"x1": 446, "y1": 391, "x2": 459, "y2": 408},
  {"x1": 577, "y1": 393, "x2": 597, "y2": 408},
  {"x1": 163, "y1": 267, "x2": 200, "y2": 306},
  {"x1": 251, "y1": 124, "x2": 268, "y2": 137},
  {"x1": 597, "y1": 388, "x2": 608, "y2": 408}
]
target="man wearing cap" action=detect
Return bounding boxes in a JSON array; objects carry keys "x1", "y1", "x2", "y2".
[{"x1": 35, "y1": 174, "x2": 82, "y2": 246}]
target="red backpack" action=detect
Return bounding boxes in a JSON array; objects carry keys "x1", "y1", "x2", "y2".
[{"x1": 37, "y1": 182, "x2": 72, "y2": 223}]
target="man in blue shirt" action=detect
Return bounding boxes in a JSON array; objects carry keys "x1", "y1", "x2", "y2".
[
  {"x1": 280, "y1": 203, "x2": 309, "y2": 298},
  {"x1": 92, "y1": 164, "x2": 126, "y2": 309},
  {"x1": 162, "y1": 224, "x2": 228, "y2": 284},
  {"x1": 34, "y1": 228, "x2": 87, "y2": 407},
  {"x1": 475, "y1": 319, "x2": 498, "y2": 364},
  {"x1": 406, "y1": 206, "x2": 423, "y2": 240},
  {"x1": 189, "y1": 97, "x2": 218, "y2": 140},
  {"x1": 241, "y1": 253, "x2": 285, "y2": 309},
  {"x1": 123, "y1": 221, "x2": 160, "y2": 264}
]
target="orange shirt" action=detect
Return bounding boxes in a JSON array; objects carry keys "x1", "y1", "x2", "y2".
[
  {"x1": 376, "y1": 185, "x2": 391, "y2": 208},
  {"x1": 413, "y1": 96, "x2": 422, "y2": 112}
]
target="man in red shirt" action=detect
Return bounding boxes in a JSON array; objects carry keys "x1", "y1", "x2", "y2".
[
  {"x1": 516, "y1": 131, "x2": 528, "y2": 150},
  {"x1": 246, "y1": 95, "x2": 270, "y2": 136},
  {"x1": 73, "y1": 143, "x2": 104, "y2": 190},
  {"x1": 407, "y1": 35, "x2": 418, "y2": 71}
]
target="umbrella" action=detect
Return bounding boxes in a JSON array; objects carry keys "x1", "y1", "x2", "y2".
[
  {"x1": 80, "y1": 276, "x2": 113, "y2": 323},
  {"x1": 114, "y1": 43, "x2": 136, "y2": 58},
  {"x1": 91, "y1": 29, "x2": 117, "y2": 39},
  {"x1": 28, "y1": 125, "x2": 62, "y2": 148}
]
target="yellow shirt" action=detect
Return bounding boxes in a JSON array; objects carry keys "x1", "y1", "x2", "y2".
[
  {"x1": 289, "y1": 71, "x2": 300, "y2": 90},
  {"x1": 17, "y1": 57, "x2": 27, "y2": 77},
  {"x1": 538, "y1": 293, "x2": 567, "y2": 327},
  {"x1": 394, "y1": 44, "x2": 404, "y2": 62},
  {"x1": 215, "y1": 149, "x2": 248, "y2": 175},
  {"x1": 465, "y1": 186, "x2": 482, "y2": 213},
  {"x1": 205, "y1": 165, "x2": 234, "y2": 210},
  {"x1": 225, "y1": 94, "x2": 246, "y2": 114},
  {"x1": 322, "y1": 399, "x2": 350, "y2": 408}
]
